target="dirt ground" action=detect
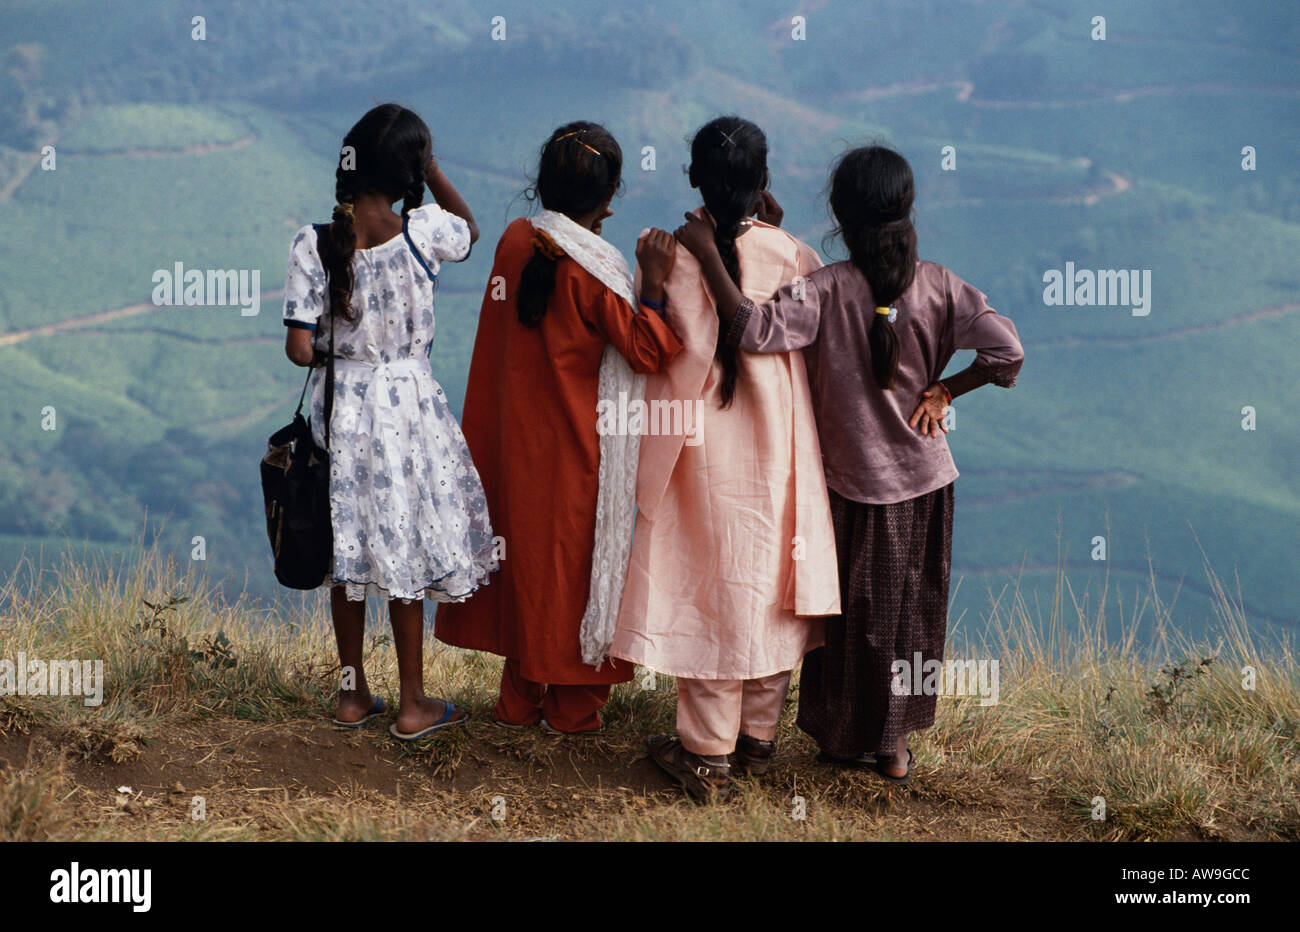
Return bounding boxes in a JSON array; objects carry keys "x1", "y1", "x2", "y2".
[{"x1": 0, "y1": 714, "x2": 1114, "y2": 842}]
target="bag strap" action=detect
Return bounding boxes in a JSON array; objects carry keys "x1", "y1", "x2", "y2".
[
  {"x1": 316, "y1": 224, "x2": 336, "y2": 454},
  {"x1": 402, "y1": 213, "x2": 438, "y2": 283},
  {"x1": 293, "y1": 365, "x2": 312, "y2": 417}
]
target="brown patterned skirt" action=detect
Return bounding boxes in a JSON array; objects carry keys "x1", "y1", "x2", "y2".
[{"x1": 796, "y1": 483, "x2": 954, "y2": 758}]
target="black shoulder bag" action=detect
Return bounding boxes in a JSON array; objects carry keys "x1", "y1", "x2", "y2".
[{"x1": 261, "y1": 223, "x2": 336, "y2": 589}]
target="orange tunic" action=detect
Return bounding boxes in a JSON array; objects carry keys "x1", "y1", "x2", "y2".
[{"x1": 434, "y1": 218, "x2": 684, "y2": 684}]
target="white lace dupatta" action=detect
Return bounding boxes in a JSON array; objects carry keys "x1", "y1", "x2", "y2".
[{"x1": 530, "y1": 210, "x2": 645, "y2": 668}]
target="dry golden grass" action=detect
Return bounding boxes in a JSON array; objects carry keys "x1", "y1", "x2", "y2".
[{"x1": 0, "y1": 547, "x2": 1295, "y2": 841}]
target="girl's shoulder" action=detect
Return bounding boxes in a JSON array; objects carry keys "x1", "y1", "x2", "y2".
[
  {"x1": 747, "y1": 219, "x2": 810, "y2": 257},
  {"x1": 504, "y1": 215, "x2": 534, "y2": 243},
  {"x1": 405, "y1": 202, "x2": 450, "y2": 221},
  {"x1": 914, "y1": 259, "x2": 949, "y2": 289},
  {"x1": 405, "y1": 201, "x2": 460, "y2": 231},
  {"x1": 916, "y1": 259, "x2": 951, "y2": 278},
  {"x1": 404, "y1": 203, "x2": 472, "y2": 262},
  {"x1": 289, "y1": 222, "x2": 321, "y2": 246},
  {"x1": 807, "y1": 258, "x2": 857, "y2": 289},
  {"x1": 287, "y1": 223, "x2": 324, "y2": 266},
  {"x1": 741, "y1": 222, "x2": 824, "y2": 283},
  {"x1": 913, "y1": 260, "x2": 981, "y2": 302},
  {"x1": 494, "y1": 217, "x2": 536, "y2": 258}
]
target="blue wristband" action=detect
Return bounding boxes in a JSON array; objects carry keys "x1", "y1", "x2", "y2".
[{"x1": 639, "y1": 295, "x2": 666, "y2": 311}]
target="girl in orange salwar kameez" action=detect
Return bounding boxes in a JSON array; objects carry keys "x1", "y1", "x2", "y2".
[
  {"x1": 434, "y1": 122, "x2": 683, "y2": 733},
  {"x1": 609, "y1": 117, "x2": 840, "y2": 799}
]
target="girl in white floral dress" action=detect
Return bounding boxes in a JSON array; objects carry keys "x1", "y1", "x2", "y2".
[{"x1": 282, "y1": 104, "x2": 497, "y2": 740}]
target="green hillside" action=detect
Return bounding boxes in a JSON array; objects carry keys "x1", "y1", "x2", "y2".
[{"x1": 0, "y1": 0, "x2": 1296, "y2": 638}]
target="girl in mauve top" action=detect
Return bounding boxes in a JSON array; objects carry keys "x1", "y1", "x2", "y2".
[{"x1": 674, "y1": 145, "x2": 1024, "y2": 784}]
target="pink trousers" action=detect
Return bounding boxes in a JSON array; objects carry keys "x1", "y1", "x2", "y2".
[{"x1": 675, "y1": 671, "x2": 792, "y2": 757}]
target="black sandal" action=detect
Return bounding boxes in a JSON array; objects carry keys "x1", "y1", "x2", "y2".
[
  {"x1": 815, "y1": 749, "x2": 876, "y2": 768},
  {"x1": 646, "y1": 734, "x2": 731, "y2": 802},
  {"x1": 734, "y1": 734, "x2": 776, "y2": 777}
]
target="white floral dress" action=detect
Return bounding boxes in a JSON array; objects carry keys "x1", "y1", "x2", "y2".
[{"x1": 282, "y1": 203, "x2": 497, "y2": 602}]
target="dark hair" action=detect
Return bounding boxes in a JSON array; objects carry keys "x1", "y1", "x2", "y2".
[
  {"x1": 828, "y1": 145, "x2": 918, "y2": 390},
  {"x1": 518, "y1": 121, "x2": 623, "y2": 327},
  {"x1": 322, "y1": 103, "x2": 432, "y2": 322},
  {"x1": 689, "y1": 116, "x2": 767, "y2": 409}
]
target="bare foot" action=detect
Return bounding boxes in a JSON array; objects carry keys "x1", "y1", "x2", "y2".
[
  {"x1": 334, "y1": 691, "x2": 377, "y2": 724},
  {"x1": 874, "y1": 735, "x2": 917, "y2": 779},
  {"x1": 879, "y1": 750, "x2": 911, "y2": 778},
  {"x1": 394, "y1": 695, "x2": 466, "y2": 735}
]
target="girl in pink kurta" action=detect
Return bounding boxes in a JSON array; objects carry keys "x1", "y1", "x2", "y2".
[{"x1": 610, "y1": 117, "x2": 840, "y2": 801}]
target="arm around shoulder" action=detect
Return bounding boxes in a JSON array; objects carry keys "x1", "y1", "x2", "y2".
[
  {"x1": 734, "y1": 270, "x2": 824, "y2": 354},
  {"x1": 581, "y1": 273, "x2": 684, "y2": 375}
]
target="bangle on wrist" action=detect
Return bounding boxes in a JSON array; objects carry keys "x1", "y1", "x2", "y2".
[{"x1": 937, "y1": 381, "x2": 952, "y2": 405}]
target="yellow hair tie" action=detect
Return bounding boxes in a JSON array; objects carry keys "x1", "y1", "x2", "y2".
[
  {"x1": 874, "y1": 306, "x2": 892, "y2": 315},
  {"x1": 531, "y1": 228, "x2": 566, "y2": 261},
  {"x1": 333, "y1": 202, "x2": 355, "y2": 219}
]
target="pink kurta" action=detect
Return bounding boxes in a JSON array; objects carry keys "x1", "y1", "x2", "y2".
[{"x1": 609, "y1": 215, "x2": 841, "y2": 680}]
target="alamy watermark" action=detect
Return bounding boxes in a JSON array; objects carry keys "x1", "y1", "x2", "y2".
[
  {"x1": 596, "y1": 391, "x2": 704, "y2": 446},
  {"x1": 890, "y1": 653, "x2": 1000, "y2": 706},
  {"x1": 0, "y1": 653, "x2": 104, "y2": 706},
  {"x1": 151, "y1": 262, "x2": 261, "y2": 316},
  {"x1": 1042, "y1": 261, "x2": 1151, "y2": 317},
  {"x1": 49, "y1": 862, "x2": 151, "y2": 912}
]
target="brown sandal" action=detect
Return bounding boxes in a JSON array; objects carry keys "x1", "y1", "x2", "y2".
[
  {"x1": 646, "y1": 734, "x2": 731, "y2": 802},
  {"x1": 733, "y1": 734, "x2": 776, "y2": 777}
]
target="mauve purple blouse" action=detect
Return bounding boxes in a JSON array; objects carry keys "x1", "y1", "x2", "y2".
[{"x1": 727, "y1": 259, "x2": 1024, "y2": 505}]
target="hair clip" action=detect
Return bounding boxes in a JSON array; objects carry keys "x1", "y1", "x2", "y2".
[
  {"x1": 556, "y1": 130, "x2": 602, "y2": 156},
  {"x1": 719, "y1": 127, "x2": 740, "y2": 148}
]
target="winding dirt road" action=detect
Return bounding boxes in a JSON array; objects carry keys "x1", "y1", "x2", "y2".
[
  {"x1": 0, "y1": 130, "x2": 58, "y2": 204},
  {"x1": 0, "y1": 290, "x2": 284, "y2": 348},
  {"x1": 1034, "y1": 301, "x2": 1300, "y2": 350}
]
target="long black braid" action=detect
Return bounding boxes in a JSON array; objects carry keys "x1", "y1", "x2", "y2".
[{"x1": 689, "y1": 115, "x2": 768, "y2": 408}]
